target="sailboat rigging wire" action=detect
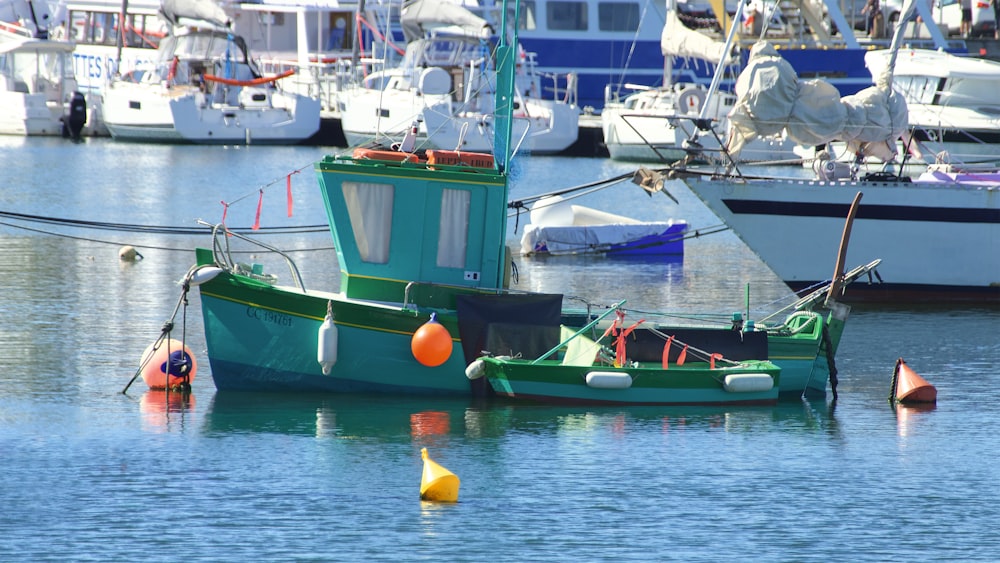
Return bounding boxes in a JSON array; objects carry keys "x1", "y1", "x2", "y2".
[
  {"x1": 613, "y1": 0, "x2": 656, "y2": 94},
  {"x1": 372, "y1": 1, "x2": 398, "y2": 143},
  {"x1": 508, "y1": 170, "x2": 636, "y2": 208}
]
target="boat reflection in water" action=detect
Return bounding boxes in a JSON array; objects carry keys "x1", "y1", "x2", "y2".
[{"x1": 199, "y1": 392, "x2": 840, "y2": 440}]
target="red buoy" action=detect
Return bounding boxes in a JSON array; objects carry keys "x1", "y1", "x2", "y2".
[{"x1": 892, "y1": 358, "x2": 937, "y2": 404}]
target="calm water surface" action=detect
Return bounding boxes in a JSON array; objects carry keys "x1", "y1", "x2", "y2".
[{"x1": 1, "y1": 138, "x2": 998, "y2": 561}]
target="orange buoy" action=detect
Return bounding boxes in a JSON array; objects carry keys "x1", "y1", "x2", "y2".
[
  {"x1": 420, "y1": 447, "x2": 460, "y2": 502},
  {"x1": 411, "y1": 313, "x2": 453, "y2": 367},
  {"x1": 140, "y1": 338, "x2": 197, "y2": 390},
  {"x1": 891, "y1": 358, "x2": 937, "y2": 404}
]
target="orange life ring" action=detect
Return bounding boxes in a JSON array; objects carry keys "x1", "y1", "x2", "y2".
[
  {"x1": 352, "y1": 147, "x2": 422, "y2": 163},
  {"x1": 425, "y1": 150, "x2": 494, "y2": 168},
  {"x1": 203, "y1": 69, "x2": 295, "y2": 87}
]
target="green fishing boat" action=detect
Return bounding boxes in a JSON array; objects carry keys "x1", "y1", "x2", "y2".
[{"x1": 170, "y1": 0, "x2": 872, "y2": 399}]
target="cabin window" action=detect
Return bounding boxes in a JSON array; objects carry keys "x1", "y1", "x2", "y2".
[
  {"x1": 124, "y1": 14, "x2": 166, "y2": 48},
  {"x1": 597, "y1": 2, "x2": 640, "y2": 31},
  {"x1": 547, "y1": 1, "x2": 588, "y2": 31},
  {"x1": 436, "y1": 188, "x2": 470, "y2": 268},
  {"x1": 69, "y1": 10, "x2": 164, "y2": 49},
  {"x1": 519, "y1": 1, "x2": 538, "y2": 30},
  {"x1": 342, "y1": 181, "x2": 394, "y2": 264}
]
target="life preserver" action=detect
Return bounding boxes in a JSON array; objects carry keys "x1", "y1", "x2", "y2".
[
  {"x1": 675, "y1": 86, "x2": 707, "y2": 114},
  {"x1": 203, "y1": 69, "x2": 295, "y2": 87},
  {"x1": 352, "y1": 147, "x2": 422, "y2": 163},
  {"x1": 425, "y1": 150, "x2": 494, "y2": 168}
]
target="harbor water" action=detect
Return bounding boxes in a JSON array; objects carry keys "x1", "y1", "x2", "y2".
[{"x1": 2, "y1": 137, "x2": 998, "y2": 561}]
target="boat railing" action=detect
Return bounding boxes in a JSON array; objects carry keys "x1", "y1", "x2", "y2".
[
  {"x1": 200, "y1": 221, "x2": 306, "y2": 292},
  {"x1": 401, "y1": 280, "x2": 510, "y2": 311},
  {"x1": 255, "y1": 55, "x2": 361, "y2": 113},
  {"x1": 513, "y1": 50, "x2": 576, "y2": 106},
  {"x1": 0, "y1": 19, "x2": 35, "y2": 41}
]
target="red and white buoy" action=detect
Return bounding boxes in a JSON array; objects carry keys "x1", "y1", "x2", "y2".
[{"x1": 139, "y1": 338, "x2": 197, "y2": 390}]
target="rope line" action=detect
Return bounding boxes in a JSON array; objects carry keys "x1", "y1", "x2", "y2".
[
  {"x1": 0, "y1": 209, "x2": 329, "y2": 235},
  {"x1": 0, "y1": 219, "x2": 335, "y2": 254}
]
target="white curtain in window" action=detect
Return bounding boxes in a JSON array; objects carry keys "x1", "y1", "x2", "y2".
[
  {"x1": 437, "y1": 188, "x2": 470, "y2": 268},
  {"x1": 343, "y1": 181, "x2": 394, "y2": 264}
]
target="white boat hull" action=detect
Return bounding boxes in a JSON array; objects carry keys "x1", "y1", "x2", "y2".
[
  {"x1": 684, "y1": 175, "x2": 1000, "y2": 302},
  {"x1": 102, "y1": 82, "x2": 320, "y2": 144},
  {"x1": 0, "y1": 92, "x2": 64, "y2": 136},
  {"x1": 422, "y1": 100, "x2": 578, "y2": 155}
]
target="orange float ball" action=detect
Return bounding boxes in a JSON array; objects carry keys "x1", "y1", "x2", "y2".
[
  {"x1": 411, "y1": 313, "x2": 453, "y2": 367},
  {"x1": 140, "y1": 338, "x2": 197, "y2": 389}
]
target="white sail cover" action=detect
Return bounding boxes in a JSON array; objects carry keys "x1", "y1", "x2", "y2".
[
  {"x1": 160, "y1": 0, "x2": 230, "y2": 29},
  {"x1": 401, "y1": 0, "x2": 491, "y2": 42},
  {"x1": 661, "y1": 10, "x2": 728, "y2": 64},
  {"x1": 726, "y1": 40, "x2": 908, "y2": 161}
]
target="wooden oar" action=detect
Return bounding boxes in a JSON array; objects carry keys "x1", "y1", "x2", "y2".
[{"x1": 826, "y1": 191, "x2": 863, "y2": 306}]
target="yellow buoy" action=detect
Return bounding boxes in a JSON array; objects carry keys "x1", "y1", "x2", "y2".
[{"x1": 420, "y1": 447, "x2": 460, "y2": 502}]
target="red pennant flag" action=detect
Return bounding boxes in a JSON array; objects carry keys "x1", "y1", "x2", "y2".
[
  {"x1": 220, "y1": 200, "x2": 229, "y2": 224},
  {"x1": 662, "y1": 336, "x2": 675, "y2": 369},
  {"x1": 710, "y1": 353, "x2": 722, "y2": 370},
  {"x1": 677, "y1": 345, "x2": 688, "y2": 366},
  {"x1": 252, "y1": 189, "x2": 263, "y2": 230},
  {"x1": 600, "y1": 320, "x2": 618, "y2": 341},
  {"x1": 600, "y1": 311, "x2": 623, "y2": 341},
  {"x1": 286, "y1": 173, "x2": 294, "y2": 217}
]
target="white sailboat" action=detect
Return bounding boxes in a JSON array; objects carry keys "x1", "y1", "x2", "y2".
[
  {"x1": 601, "y1": 0, "x2": 798, "y2": 165},
  {"x1": 100, "y1": 0, "x2": 320, "y2": 144},
  {"x1": 679, "y1": 0, "x2": 999, "y2": 303},
  {"x1": 338, "y1": 0, "x2": 579, "y2": 155}
]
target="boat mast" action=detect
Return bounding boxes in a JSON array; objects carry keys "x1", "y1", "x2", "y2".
[
  {"x1": 695, "y1": 0, "x2": 743, "y2": 122},
  {"x1": 493, "y1": 0, "x2": 518, "y2": 175},
  {"x1": 116, "y1": 0, "x2": 128, "y2": 76},
  {"x1": 352, "y1": 0, "x2": 366, "y2": 73},
  {"x1": 663, "y1": 0, "x2": 673, "y2": 89}
]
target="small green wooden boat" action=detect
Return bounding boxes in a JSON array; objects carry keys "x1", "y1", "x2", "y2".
[
  {"x1": 473, "y1": 314, "x2": 783, "y2": 406},
  {"x1": 480, "y1": 357, "x2": 781, "y2": 406}
]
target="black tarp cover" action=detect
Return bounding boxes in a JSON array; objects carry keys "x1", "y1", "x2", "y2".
[{"x1": 455, "y1": 293, "x2": 564, "y2": 365}]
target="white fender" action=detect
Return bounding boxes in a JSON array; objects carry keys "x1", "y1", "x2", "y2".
[
  {"x1": 723, "y1": 373, "x2": 773, "y2": 393},
  {"x1": 187, "y1": 266, "x2": 224, "y2": 286},
  {"x1": 317, "y1": 306, "x2": 338, "y2": 375},
  {"x1": 465, "y1": 358, "x2": 486, "y2": 380},
  {"x1": 585, "y1": 371, "x2": 632, "y2": 389}
]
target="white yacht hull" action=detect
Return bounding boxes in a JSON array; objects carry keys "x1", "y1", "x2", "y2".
[{"x1": 683, "y1": 174, "x2": 1000, "y2": 302}]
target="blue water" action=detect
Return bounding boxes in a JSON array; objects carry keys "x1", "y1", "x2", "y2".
[{"x1": 2, "y1": 137, "x2": 999, "y2": 561}]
